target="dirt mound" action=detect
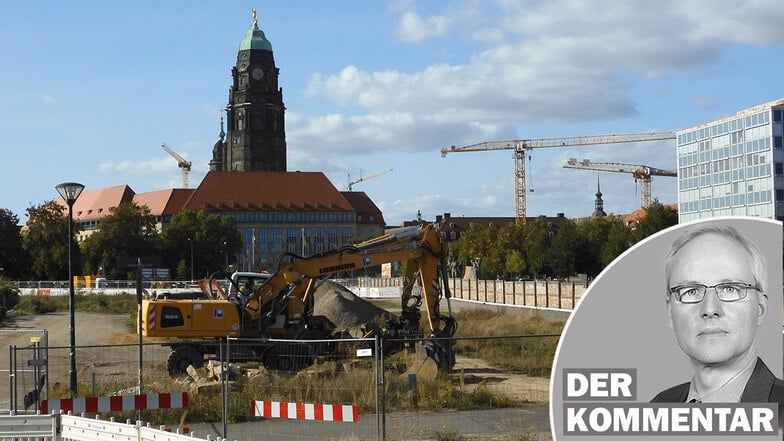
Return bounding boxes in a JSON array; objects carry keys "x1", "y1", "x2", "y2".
[{"x1": 313, "y1": 281, "x2": 395, "y2": 336}]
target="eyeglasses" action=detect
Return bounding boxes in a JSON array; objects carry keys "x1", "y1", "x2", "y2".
[{"x1": 669, "y1": 282, "x2": 758, "y2": 304}]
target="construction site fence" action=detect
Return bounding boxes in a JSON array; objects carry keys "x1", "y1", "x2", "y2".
[
  {"x1": 5, "y1": 334, "x2": 557, "y2": 441},
  {"x1": 11, "y1": 277, "x2": 588, "y2": 311}
]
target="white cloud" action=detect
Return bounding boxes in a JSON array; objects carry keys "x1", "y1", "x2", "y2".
[
  {"x1": 394, "y1": 9, "x2": 452, "y2": 42},
  {"x1": 290, "y1": 0, "x2": 784, "y2": 164},
  {"x1": 41, "y1": 94, "x2": 57, "y2": 104}
]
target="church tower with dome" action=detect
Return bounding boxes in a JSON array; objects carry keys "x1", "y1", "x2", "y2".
[{"x1": 211, "y1": 9, "x2": 287, "y2": 172}]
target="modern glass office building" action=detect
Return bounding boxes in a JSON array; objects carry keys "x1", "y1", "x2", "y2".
[{"x1": 676, "y1": 98, "x2": 784, "y2": 222}]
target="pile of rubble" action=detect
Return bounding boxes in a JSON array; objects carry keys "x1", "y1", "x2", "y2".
[{"x1": 312, "y1": 280, "x2": 395, "y2": 336}]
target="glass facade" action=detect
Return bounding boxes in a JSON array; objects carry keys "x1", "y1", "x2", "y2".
[{"x1": 676, "y1": 100, "x2": 784, "y2": 223}]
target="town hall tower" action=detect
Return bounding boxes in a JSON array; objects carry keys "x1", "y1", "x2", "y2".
[{"x1": 211, "y1": 10, "x2": 286, "y2": 172}]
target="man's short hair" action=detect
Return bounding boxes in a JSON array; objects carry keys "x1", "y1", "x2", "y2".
[{"x1": 663, "y1": 224, "x2": 767, "y2": 295}]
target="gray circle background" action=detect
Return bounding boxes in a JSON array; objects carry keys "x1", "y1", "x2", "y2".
[{"x1": 550, "y1": 217, "x2": 783, "y2": 441}]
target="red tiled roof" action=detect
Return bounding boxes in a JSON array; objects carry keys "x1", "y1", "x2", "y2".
[
  {"x1": 183, "y1": 171, "x2": 354, "y2": 212},
  {"x1": 133, "y1": 189, "x2": 195, "y2": 216},
  {"x1": 623, "y1": 203, "x2": 678, "y2": 226},
  {"x1": 341, "y1": 191, "x2": 385, "y2": 225},
  {"x1": 58, "y1": 185, "x2": 135, "y2": 222}
]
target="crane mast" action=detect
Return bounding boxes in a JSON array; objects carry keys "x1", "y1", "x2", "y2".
[
  {"x1": 161, "y1": 143, "x2": 193, "y2": 188},
  {"x1": 441, "y1": 131, "x2": 675, "y2": 223},
  {"x1": 563, "y1": 159, "x2": 676, "y2": 209}
]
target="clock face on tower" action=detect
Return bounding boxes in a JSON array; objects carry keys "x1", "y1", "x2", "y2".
[{"x1": 251, "y1": 68, "x2": 264, "y2": 80}]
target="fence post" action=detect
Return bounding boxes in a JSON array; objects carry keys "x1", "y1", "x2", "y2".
[
  {"x1": 221, "y1": 338, "x2": 228, "y2": 440},
  {"x1": 545, "y1": 282, "x2": 549, "y2": 308},
  {"x1": 9, "y1": 345, "x2": 14, "y2": 414},
  {"x1": 572, "y1": 282, "x2": 576, "y2": 309},
  {"x1": 558, "y1": 282, "x2": 562, "y2": 309},
  {"x1": 375, "y1": 335, "x2": 386, "y2": 441}
]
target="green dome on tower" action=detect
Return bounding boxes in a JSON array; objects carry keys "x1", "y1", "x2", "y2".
[{"x1": 239, "y1": 10, "x2": 272, "y2": 52}]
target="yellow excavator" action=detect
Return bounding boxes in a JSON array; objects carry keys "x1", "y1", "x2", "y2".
[{"x1": 141, "y1": 224, "x2": 457, "y2": 375}]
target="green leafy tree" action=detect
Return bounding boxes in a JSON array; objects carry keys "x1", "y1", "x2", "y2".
[
  {"x1": 504, "y1": 249, "x2": 527, "y2": 278},
  {"x1": 601, "y1": 218, "x2": 632, "y2": 267},
  {"x1": 576, "y1": 216, "x2": 631, "y2": 277},
  {"x1": 546, "y1": 220, "x2": 584, "y2": 280},
  {"x1": 631, "y1": 200, "x2": 678, "y2": 243},
  {"x1": 523, "y1": 218, "x2": 551, "y2": 278},
  {"x1": 451, "y1": 224, "x2": 492, "y2": 274},
  {"x1": 81, "y1": 202, "x2": 160, "y2": 279},
  {"x1": 0, "y1": 209, "x2": 26, "y2": 279},
  {"x1": 23, "y1": 201, "x2": 77, "y2": 280},
  {"x1": 162, "y1": 210, "x2": 242, "y2": 279}
]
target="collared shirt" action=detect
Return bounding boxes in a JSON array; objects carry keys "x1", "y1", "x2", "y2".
[{"x1": 686, "y1": 356, "x2": 757, "y2": 403}]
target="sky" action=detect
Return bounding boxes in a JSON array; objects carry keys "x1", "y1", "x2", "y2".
[{"x1": 2, "y1": 1, "x2": 784, "y2": 226}]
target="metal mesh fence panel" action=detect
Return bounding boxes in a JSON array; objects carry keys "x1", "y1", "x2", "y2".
[
  {"x1": 1, "y1": 329, "x2": 48, "y2": 413},
  {"x1": 181, "y1": 335, "x2": 555, "y2": 441},
  {"x1": 8, "y1": 334, "x2": 556, "y2": 440}
]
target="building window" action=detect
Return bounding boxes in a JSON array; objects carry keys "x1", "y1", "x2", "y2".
[
  {"x1": 774, "y1": 110, "x2": 782, "y2": 122},
  {"x1": 273, "y1": 229, "x2": 283, "y2": 252},
  {"x1": 775, "y1": 137, "x2": 782, "y2": 149},
  {"x1": 258, "y1": 229, "x2": 269, "y2": 253},
  {"x1": 776, "y1": 189, "x2": 784, "y2": 202},
  {"x1": 776, "y1": 163, "x2": 784, "y2": 175}
]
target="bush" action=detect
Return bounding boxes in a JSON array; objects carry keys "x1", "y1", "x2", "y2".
[
  {"x1": 0, "y1": 277, "x2": 20, "y2": 321},
  {"x1": 15, "y1": 293, "x2": 137, "y2": 317}
]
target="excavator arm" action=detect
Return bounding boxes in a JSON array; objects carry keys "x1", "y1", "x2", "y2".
[{"x1": 244, "y1": 224, "x2": 456, "y2": 341}]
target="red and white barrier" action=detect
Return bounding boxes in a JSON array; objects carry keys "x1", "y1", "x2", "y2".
[
  {"x1": 42, "y1": 392, "x2": 188, "y2": 414},
  {"x1": 253, "y1": 400, "x2": 358, "y2": 422},
  {"x1": 147, "y1": 303, "x2": 156, "y2": 332}
]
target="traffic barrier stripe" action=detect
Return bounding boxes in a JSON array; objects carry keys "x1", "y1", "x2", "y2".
[
  {"x1": 252, "y1": 400, "x2": 358, "y2": 422},
  {"x1": 148, "y1": 303, "x2": 156, "y2": 330},
  {"x1": 42, "y1": 392, "x2": 188, "y2": 414}
]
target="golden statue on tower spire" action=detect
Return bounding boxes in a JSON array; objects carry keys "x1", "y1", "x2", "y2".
[{"x1": 252, "y1": 8, "x2": 258, "y2": 26}]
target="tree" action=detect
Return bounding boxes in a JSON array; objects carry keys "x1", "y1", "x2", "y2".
[
  {"x1": 546, "y1": 220, "x2": 584, "y2": 280},
  {"x1": 451, "y1": 224, "x2": 493, "y2": 274},
  {"x1": 524, "y1": 218, "x2": 551, "y2": 278},
  {"x1": 23, "y1": 201, "x2": 77, "y2": 280},
  {"x1": 505, "y1": 249, "x2": 527, "y2": 278},
  {"x1": 576, "y1": 216, "x2": 631, "y2": 277},
  {"x1": 162, "y1": 210, "x2": 242, "y2": 279},
  {"x1": 80, "y1": 202, "x2": 160, "y2": 279},
  {"x1": 601, "y1": 219, "x2": 632, "y2": 268},
  {"x1": 631, "y1": 200, "x2": 678, "y2": 243},
  {"x1": 0, "y1": 209, "x2": 26, "y2": 279}
]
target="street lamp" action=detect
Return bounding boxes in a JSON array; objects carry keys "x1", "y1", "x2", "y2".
[
  {"x1": 223, "y1": 241, "x2": 228, "y2": 271},
  {"x1": 187, "y1": 238, "x2": 194, "y2": 281},
  {"x1": 55, "y1": 182, "x2": 84, "y2": 398}
]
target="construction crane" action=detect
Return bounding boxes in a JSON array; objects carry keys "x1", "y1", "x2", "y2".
[
  {"x1": 161, "y1": 143, "x2": 193, "y2": 188},
  {"x1": 563, "y1": 159, "x2": 676, "y2": 209},
  {"x1": 441, "y1": 132, "x2": 676, "y2": 223},
  {"x1": 347, "y1": 168, "x2": 393, "y2": 191}
]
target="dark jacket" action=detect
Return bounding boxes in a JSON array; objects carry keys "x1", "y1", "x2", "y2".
[{"x1": 651, "y1": 357, "x2": 784, "y2": 427}]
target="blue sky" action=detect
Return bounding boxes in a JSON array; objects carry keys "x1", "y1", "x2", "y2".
[{"x1": 2, "y1": 1, "x2": 783, "y2": 226}]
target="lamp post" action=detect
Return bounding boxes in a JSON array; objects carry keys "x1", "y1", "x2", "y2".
[
  {"x1": 187, "y1": 238, "x2": 194, "y2": 281},
  {"x1": 223, "y1": 241, "x2": 228, "y2": 271},
  {"x1": 55, "y1": 182, "x2": 84, "y2": 398}
]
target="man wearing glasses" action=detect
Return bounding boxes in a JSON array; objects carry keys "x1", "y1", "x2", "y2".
[{"x1": 650, "y1": 224, "x2": 783, "y2": 421}]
